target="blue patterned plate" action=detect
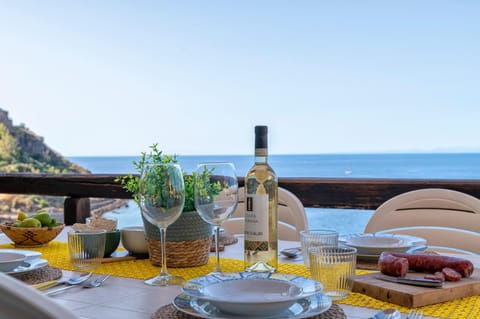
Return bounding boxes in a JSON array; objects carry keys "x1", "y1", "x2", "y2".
[
  {"x1": 174, "y1": 292, "x2": 331, "y2": 319},
  {"x1": 182, "y1": 272, "x2": 323, "y2": 316}
]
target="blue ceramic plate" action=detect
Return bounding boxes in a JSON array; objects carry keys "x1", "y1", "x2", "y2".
[
  {"x1": 174, "y1": 292, "x2": 331, "y2": 319},
  {"x1": 182, "y1": 272, "x2": 324, "y2": 316}
]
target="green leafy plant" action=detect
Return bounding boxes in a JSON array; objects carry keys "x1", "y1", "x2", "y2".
[{"x1": 116, "y1": 144, "x2": 221, "y2": 212}]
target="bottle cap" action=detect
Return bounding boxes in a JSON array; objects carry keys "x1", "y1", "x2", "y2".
[{"x1": 255, "y1": 126, "x2": 268, "y2": 149}]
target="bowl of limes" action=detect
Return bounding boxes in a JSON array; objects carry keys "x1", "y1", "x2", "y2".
[{"x1": 0, "y1": 210, "x2": 64, "y2": 247}]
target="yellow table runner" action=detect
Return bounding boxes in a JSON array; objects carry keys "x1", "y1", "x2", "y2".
[{"x1": 3, "y1": 241, "x2": 478, "y2": 319}]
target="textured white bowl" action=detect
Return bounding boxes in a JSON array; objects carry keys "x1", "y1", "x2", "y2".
[
  {"x1": 0, "y1": 252, "x2": 26, "y2": 272},
  {"x1": 120, "y1": 226, "x2": 148, "y2": 255}
]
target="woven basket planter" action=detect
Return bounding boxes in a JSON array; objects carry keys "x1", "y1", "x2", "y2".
[{"x1": 142, "y1": 211, "x2": 213, "y2": 268}]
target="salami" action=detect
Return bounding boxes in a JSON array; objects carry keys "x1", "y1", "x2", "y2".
[
  {"x1": 424, "y1": 271, "x2": 445, "y2": 281},
  {"x1": 378, "y1": 252, "x2": 408, "y2": 277},
  {"x1": 442, "y1": 267, "x2": 462, "y2": 281},
  {"x1": 378, "y1": 252, "x2": 474, "y2": 278},
  {"x1": 389, "y1": 252, "x2": 474, "y2": 278}
]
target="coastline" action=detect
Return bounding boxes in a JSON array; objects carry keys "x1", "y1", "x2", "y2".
[
  {"x1": 90, "y1": 198, "x2": 130, "y2": 216},
  {"x1": 0, "y1": 197, "x2": 129, "y2": 224}
]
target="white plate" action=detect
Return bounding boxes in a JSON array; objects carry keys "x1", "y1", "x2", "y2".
[
  {"x1": 0, "y1": 252, "x2": 26, "y2": 272},
  {"x1": 0, "y1": 249, "x2": 42, "y2": 262},
  {"x1": 356, "y1": 245, "x2": 428, "y2": 263},
  {"x1": 4, "y1": 258, "x2": 48, "y2": 275},
  {"x1": 174, "y1": 292, "x2": 332, "y2": 319},
  {"x1": 340, "y1": 233, "x2": 426, "y2": 255},
  {"x1": 182, "y1": 272, "x2": 323, "y2": 316}
]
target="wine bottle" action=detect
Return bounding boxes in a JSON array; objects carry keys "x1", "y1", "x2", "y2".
[{"x1": 244, "y1": 125, "x2": 278, "y2": 272}]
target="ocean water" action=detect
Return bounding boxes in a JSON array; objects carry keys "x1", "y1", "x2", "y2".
[{"x1": 69, "y1": 153, "x2": 480, "y2": 235}]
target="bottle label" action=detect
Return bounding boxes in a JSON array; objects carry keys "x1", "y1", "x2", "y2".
[
  {"x1": 255, "y1": 148, "x2": 267, "y2": 157},
  {"x1": 245, "y1": 194, "x2": 269, "y2": 243}
]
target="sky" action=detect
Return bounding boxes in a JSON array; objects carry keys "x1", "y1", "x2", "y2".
[{"x1": 0, "y1": 1, "x2": 479, "y2": 156}]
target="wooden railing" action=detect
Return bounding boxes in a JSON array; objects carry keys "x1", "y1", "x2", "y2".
[{"x1": 1, "y1": 173, "x2": 480, "y2": 224}]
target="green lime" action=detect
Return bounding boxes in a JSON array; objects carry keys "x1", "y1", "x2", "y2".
[
  {"x1": 33, "y1": 212, "x2": 52, "y2": 227},
  {"x1": 17, "y1": 212, "x2": 27, "y2": 221},
  {"x1": 49, "y1": 218, "x2": 58, "y2": 227},
  {"x1": 19, "y1": 217, "x2": 42, "y2": 228}
]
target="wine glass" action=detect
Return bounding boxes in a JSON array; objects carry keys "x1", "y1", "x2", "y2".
[
  {"x1": 194, "y1": 162, "x2": 238, "y2": 273},
  {"x1": 138, "y1": 162, "x2": 185, "y2": 286}
]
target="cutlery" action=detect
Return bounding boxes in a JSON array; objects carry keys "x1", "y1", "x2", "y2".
[
  {"x1": 83, "y1": 274, "x2": 110, "y2": 288},
  {"x1": 369, "y1": 308, "x2": 401, "y2": 319},
  {"x1": 34, "y1": 272, "x2": 92, "y2": 290},
  {"x1": 407, "y1": 309, "x2": 424, "y2": 319},
  {"x1": 375, "y1": 275, "x2": 444, "y2": 288},
  {"x1": 280, "y1": 247, "x2": 302, "y2": 259},
  {"x1": 43, "y1": 273, "x2": 93, "y2": 296}
]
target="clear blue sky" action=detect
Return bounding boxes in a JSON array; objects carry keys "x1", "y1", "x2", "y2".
[{"x1": 1, "y1": 1, "x2": 479, "y2": 156}]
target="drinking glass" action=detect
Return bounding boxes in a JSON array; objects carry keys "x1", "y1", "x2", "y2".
[
  {"x1": 300, "y1": 229, "x2": 339, "y2": 269},
  {"x1": 309, "y1": 245, "x2": 357, "y2": 300},
  {"x1": 194, "y1": 162, "x2": 238, "y2": 273},
  {"x1": 138, "y1": 162, "x2": 185, "y2": 286},
  {"x1": 68, "y1": 229, "x2": 106, "y2": 272}
]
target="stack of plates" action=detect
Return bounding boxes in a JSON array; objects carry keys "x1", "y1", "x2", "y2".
[
  {"x1": 340, "y1": 233, "x2": 427, "y2": 262},
  {"x1": 174, "y1": 272, "x2": 332, "y2": 318},
  {"x1": 0, "y1": 249, "x2": 48, "y2": 275}
]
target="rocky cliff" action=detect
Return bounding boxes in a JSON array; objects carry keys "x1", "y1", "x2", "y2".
[
  {"x1": 0, "y1": 108, "x2": 94, "y2": 220},
  {"x1": 0, "y1": 108, "x2": 90, "y2": 174}
]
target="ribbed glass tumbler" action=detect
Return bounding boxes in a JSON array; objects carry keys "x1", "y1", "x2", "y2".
[
  {"x1": 68, "y1": 230, "x2": 106, "y2": 271},
  {"x1": 309, "y1": 245, "x2": 357, "y2": 300}
]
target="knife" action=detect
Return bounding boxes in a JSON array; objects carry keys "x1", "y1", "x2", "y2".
[
  {"x1": 375, "y1": 275, "x2": 444, "y2": 288},
  {"x1": 43, "y1": 284, "x2": 79, "y2": 296}
]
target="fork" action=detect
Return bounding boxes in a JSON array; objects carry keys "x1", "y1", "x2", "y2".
[
  {"x1": 407, "y1": 310, "x2": 423, "y2": 319},
  {"x1": 83, "y1": 274, "x2": 111, "y2": 288}
]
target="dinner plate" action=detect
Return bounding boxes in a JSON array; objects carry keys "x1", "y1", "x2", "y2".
[
  {"x1": 0, "y1": 249, "x2": 42, "y2": 262},
  {"x1": 340, "y1": 233, "x2": 427, "y2": 255},
  {"x1": 4, "y1": 258, "x2": 48, "y2": 275},
  {"x1": 173, "y1": 292, "x2": 332, "y2": 319},
  {"x1": 182, "y1": 272, "x2": 323, "y2": 316}
]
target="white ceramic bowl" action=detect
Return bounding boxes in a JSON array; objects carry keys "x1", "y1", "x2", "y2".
[
  {"x1": 203, "y1": 279, "x2": 302, "y2": 316},
  {"x1": 182, "y1": 272, "x2": 324, "y2": 316},
  {"x1": 0, "y1": 252, "x2": 26, "y2": 272},
  {"x1": 120, "y1": 226, "x2": 148, "y2": 255}
]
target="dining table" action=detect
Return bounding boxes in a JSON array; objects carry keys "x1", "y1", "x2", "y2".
[{"x1": 1, "y1": 227, "x2": 479, "y2": 319}]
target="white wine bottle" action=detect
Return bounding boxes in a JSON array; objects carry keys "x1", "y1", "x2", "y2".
[{"x1": 244, "y1": 125, "x2": 278, "y2": 272}]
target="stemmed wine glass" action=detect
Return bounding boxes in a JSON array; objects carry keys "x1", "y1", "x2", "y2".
[
  {"x1": 194, "y1": 162, "x2": 238, "y2": 273},
  {"x1": 138, "y1": 162, "x2": 185, "y2": 286}
]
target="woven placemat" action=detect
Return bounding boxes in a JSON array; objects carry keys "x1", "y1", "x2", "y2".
[
  {"x1": 10, "y1": 265, "x2": 62, "y2": 285},
  {"x1": 152, "y1": 302, "x2": 345, "y2": 319}
]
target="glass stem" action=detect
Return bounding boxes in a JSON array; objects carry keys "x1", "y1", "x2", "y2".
[
  {"x1": 159, "y1": 226, "x2": 169, "y2": 277},
  {"x1": 213, "y1": 225, "x2": 222, "y2": 273}
]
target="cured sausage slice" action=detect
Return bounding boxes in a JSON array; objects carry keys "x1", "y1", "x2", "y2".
[
  {"x1": 442, "y1": 267, "x2": 462, "y2": 281},
  {"x1": 424, "y1": 271, "x2": 445, "y2": 281}
]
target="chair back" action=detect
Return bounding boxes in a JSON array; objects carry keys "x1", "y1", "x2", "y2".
[
  {"x1": 364, "y1": 188, "x2": 480, "y2": 254},
  {"x1": 0, "y1": 272, "x2": 80, "y2": 318},
  {"x1": 222, "y1": 187, "x2": 308, "y2": 241}
]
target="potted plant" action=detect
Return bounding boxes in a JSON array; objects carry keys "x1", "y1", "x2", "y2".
[{"x1": 116, "y1": 144, "x2": 216, "y2": 267}]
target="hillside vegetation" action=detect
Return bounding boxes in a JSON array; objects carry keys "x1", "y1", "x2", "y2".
[{"x1": 0, "y1": 108, "x2": 90, "y2": 219}]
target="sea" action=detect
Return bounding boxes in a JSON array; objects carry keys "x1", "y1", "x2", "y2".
[{"x1": 69, "y1": 153, "x2": 480, "y2": 236}]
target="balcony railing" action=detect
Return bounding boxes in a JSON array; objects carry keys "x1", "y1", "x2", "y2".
[{"x1": 1, "y1": 173, "x2": 480, "y2": 224}]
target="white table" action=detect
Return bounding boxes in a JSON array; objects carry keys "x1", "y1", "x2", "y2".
[{"x1": 3, "y1": 230, "x2": 477, "y2": 319}]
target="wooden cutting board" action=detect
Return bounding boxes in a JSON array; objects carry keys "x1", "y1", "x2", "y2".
[{"x1": 352, "y1": 268, "x2": 480, "y2": 308}]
